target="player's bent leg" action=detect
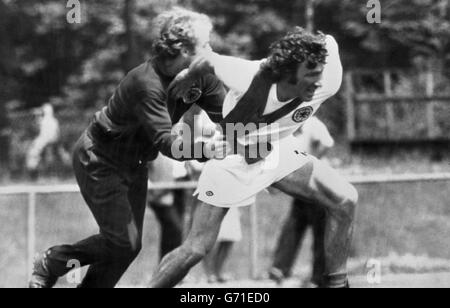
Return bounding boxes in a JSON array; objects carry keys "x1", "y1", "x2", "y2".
[
  {"x1": 273, "y1": 158, "x2": 358, "y2": 211},
  {"x1": 30, "y1": 231, "x2": 143, "y2": 289},
  {"x1": 39, "y1": 213, "x2": 144, "y2": 288},
  {"x1": 30, "y1": 135, "x2": 146, "y2": 288},
  {"x1": 272, "y1": 158, "x2": 358, "y2": 288},
  {"x1": 78, "y1": 237, "x2": 142, "y2": 288},
  {"x1": 80, "y1": 168, "x2": 148, "y2": 288},
  {"x1": 149, "y1": 202, "x2": 229, "y2": 288}
]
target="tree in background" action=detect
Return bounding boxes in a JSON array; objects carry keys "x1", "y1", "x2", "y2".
[
  {"x1": 0, "y1": 0, "x2": 448, "y2": 144},
  {"x1": 344, "y1": 0, "x2": 449, "y2": 72}
]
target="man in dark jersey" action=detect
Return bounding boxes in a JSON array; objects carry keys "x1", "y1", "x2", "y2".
[{"x1": 29, "y1": 8, "x2": 228, "y2": 288}]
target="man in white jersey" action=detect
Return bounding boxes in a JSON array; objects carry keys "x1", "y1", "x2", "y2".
[
  {"x1": 150, "y1": 27, "x2": 358, "y2": 288},
  {"x1": 26, "y1": 104, "x2": 65, "y2": 180}
]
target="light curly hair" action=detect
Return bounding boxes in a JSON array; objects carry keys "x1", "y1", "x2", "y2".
[{"x1": 152, "y1": 7, "x2": 213, "y2": 59}]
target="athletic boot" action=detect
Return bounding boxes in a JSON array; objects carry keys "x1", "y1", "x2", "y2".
[
  {"x1": 268, "y1": 267, "x2": 286, "y2": 285},
  {"x1": 319, "y1": 273, "x2": 350, "y2": 288},
  {"x1": 29, "y1": 252, "x2": 58, "y2": 288}
]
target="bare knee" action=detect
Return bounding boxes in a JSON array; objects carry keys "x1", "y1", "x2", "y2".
[
  {"x1": 180, "y1": 240, "x2": 213, "y2": 265},
  {"x1": 184, "y1": 247, "x2": 206, "y2": 265},
  {"x1": 175, "y1": 202, "x2": 227, "y2": 265},
  {"x1": 347, "y1": 185, "x2": 359, "y2": 206}
]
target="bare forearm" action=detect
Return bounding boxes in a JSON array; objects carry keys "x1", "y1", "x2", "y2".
[{"x1": 189, "y1": 51, "x2": 260, "y2": 93}]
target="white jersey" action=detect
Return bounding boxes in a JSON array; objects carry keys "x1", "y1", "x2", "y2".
[
  {"x1": 216, "y1": 35, "x2": 342, "y2": 145},
  {"x1": 195, "y1": 36, "x2": 342, "y2": 208},
  {"x1": 37, "y1": 112, "x2": 60, "y2": 145}
]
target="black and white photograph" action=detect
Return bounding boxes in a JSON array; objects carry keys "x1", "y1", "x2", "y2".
[{"x1": 0, "y1": 0, "x2": 449, "y2": 292}]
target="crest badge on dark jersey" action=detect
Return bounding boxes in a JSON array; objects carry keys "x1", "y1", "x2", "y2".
[
  {"x1": 292, "y1": 106, "x2": 314, "y2": 123},
  {"x1": 182, "y1": 87, "x2": 203, "y2": 104}
]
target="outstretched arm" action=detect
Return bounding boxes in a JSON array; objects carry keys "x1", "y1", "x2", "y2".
[
  {"x1": 191, "y1": 52, "x2": 262, "y2": 92},
  {"x1": 135, "y1": 89, "x2": 229, "y2": 162},
  {"x1": 169, "y1": 51, "x2": 262, "y2": 99}
]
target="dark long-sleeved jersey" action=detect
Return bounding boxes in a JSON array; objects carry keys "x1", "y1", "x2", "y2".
[{"x1": 88, "y1": 59, "x2": 226, "y2": 167}]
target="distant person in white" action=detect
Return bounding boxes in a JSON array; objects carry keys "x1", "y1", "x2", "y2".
[{"x1": 26, "y1": 104, "x2": 61, "y2": 179}]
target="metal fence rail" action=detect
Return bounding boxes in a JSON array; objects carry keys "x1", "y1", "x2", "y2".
[{"x1": 1, "y1": 173, "x2": 450, "y2": 282}]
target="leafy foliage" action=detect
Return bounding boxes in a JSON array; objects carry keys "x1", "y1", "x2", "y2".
[{"x1": 0, "y1": 0, "x2": 448, "y2": 131}]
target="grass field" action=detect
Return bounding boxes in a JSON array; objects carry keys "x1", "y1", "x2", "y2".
[
  {"x1": 179, "y1": 273, "x2": 450, "y2": 288},
  {"x1": 1, "y1": 176, "x2": 449, "y2": 288}
]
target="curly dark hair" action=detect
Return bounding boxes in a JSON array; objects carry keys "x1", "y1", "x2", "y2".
[
  {"x1": 152, "y1": 8, "x2": 212, "y2": 60},
  {"x1": 261, "y1": 27, "x2": 328, "y2": 82}
]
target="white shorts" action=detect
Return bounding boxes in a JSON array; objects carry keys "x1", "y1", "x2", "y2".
[{"x1": 195, "y1": 135, "x2": 314, "y2": 208}]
